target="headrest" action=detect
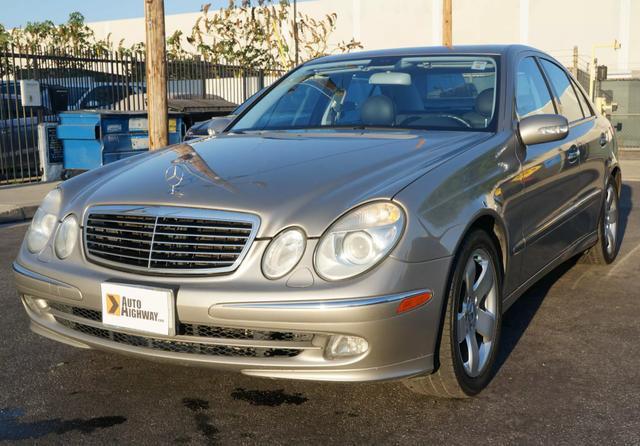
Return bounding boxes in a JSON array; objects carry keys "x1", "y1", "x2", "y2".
[
  {"x1": 360, "y1": 95, "x2": 396, "y2": 126},
  {"x1": 476, "y1": 88, "x2": 495, "y2": 117}
]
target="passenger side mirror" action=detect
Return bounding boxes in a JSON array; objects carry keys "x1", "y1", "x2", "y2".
[
  {"x1": 206, "y1": 116, "x2": 234, "y2": 135},
  {"x1": 518, "y1": 114, "x2": 569, "y2": 145}
]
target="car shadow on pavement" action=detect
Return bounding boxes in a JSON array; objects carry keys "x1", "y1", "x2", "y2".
[
  {"x1": 495, "y1": 257, "x2": 577, "y2": 373},
  {"x1": 495, "y1": 183, "x2": 633, "y2": 374}
]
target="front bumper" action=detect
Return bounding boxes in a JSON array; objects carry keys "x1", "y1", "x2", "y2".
[{"x1": 14, "y1": 251, "x2": 451, "y2": 382}]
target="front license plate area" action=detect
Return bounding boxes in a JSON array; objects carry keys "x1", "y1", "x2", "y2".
[{"x1": 101, "y1": 283, "x2": 174, "y2": 336}]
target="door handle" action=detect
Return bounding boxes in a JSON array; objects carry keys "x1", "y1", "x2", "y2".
[
  {"x1": 599, "y1": 132, "x2": 608, "y2": 147},
  {"x1": 567, "y1": 145, "x2": 580, "y2": 164}
]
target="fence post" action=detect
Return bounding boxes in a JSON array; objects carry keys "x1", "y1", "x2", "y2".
[
  {"x1": 201, "y1": 64, "x2": 207, "y2": 99},
  {"x1": 242, "y1": 69, "x2": 248, "y2": 102},
  {"x1": 258, "y1": 70, "x2": 265, "y2": 91}
]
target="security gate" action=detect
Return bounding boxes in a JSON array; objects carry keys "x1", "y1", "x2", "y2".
[
  {"x1": 1, "y1": 45, "x2": 284, "y2": 184},
  {"x1": 0, "y1": 52, "x2": 45, "y2": 184}
]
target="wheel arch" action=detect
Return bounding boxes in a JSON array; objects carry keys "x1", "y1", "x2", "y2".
[
  {"x1": 431, "y1": 209, "x2": 508, "y2": 373},
  {"x1": 611, "y1": 165, "x2": 622, "y2": 197},
  {"x1": 454, "y1": 210, "x2": 509, "y2": 280}
]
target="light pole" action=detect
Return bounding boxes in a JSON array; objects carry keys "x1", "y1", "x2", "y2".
[{"x1": 589, "y1": 39, "x2": 621, "y2": 101}]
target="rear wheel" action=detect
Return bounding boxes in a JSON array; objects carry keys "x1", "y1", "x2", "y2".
[
  {"x1": 404, "y1": 230, "x2": 502, "y2": 398},
  {"x1": 581, "y1": 179, "x2": 620, "y2": 264}
]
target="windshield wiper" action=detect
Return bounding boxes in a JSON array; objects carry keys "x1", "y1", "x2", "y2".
[{"x1": 332, "y1": 125, "x2": 410, "y2": 131}]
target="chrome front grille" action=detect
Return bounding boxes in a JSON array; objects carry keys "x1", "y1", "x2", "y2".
[{"x1": 84, "y1": 206, "x2": 259, "y2": 275}]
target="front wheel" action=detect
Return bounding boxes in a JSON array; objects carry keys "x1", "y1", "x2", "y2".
[{"x1": 404, "y1": 230, "x2": 502, "y2": 398}]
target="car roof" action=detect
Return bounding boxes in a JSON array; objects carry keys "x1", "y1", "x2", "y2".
[{"x1": 306, "y1": 44, "x2": 538, "y2": 65}]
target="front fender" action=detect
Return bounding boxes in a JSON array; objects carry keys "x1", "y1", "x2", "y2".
[{"x1": 390, "y1": 131, "x2": 521, "y2": 264}]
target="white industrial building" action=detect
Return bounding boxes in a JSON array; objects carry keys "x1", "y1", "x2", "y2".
[{"x1": 87, "y1": 0, "x2": 639, "y2": 77}]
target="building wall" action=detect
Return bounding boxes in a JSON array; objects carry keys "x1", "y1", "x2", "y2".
[{"x1": 87, "y1": 0, "x2": 639, "y2": 76}]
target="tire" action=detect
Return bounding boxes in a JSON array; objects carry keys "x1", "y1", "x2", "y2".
[
  {"x1": 404, "y1": 230, "x2": 503, "y2": 398},
  {"x1": 581, "y1": 178, "x2": 620, "y2": 265}
]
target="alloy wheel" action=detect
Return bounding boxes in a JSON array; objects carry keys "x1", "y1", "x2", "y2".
[
  {"x1": 604, "y1": 184, "x2": 618, "y2": 257},
  {"x1": 456, "y1": 248, "x2": 498, "y2": 378}
]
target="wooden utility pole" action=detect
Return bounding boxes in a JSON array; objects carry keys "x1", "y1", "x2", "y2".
[
  {"x1": 443, "y1": 0, "x2": 452, "y2": 47},
  {"x1": 293, "y1": 0, "x2": 299, "y2": 65},
  {"x1": 144, "y1": 0, "x2": 168, "y2": 149}
]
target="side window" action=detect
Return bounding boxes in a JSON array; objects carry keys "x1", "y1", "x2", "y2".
[
  {"x1": 515, "y1": 57, "x2": 555, "y2": 118},
  {"x1": 539, "y1": 59, "x2": 584, "y2": 122},
  {"x1": 572, "y1": 78, "x2": 593, "y2": 117}
]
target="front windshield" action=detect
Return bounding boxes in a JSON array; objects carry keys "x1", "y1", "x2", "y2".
[{"x1": 231, "y1": 55, "x2": 498, "y2": 132}]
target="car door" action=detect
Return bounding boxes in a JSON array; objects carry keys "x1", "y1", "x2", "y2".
[
  {"x1": 514, "y1": 56, "x2": 585, "y2": 279},
  {"x1": 567, "y1": 74, "x2": 608, "y2": 233},
  {"x1": 538, "y1": 59, "x2": 603, "y2": 241}
]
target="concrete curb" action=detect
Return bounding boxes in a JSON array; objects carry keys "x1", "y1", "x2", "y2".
[
  {"x1": 620, "y1": 149, "x2": 640, "y2": 160},
  {"x1": 0, "y1": 205, "x2": 38, "y2": 224}
]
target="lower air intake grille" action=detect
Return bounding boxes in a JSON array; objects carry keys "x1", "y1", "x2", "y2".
[
  {"x1": 49, "y1": 302, "x2": 311, "y2": 359},
  {"x1": 55, "y1": 319, "x2": 301, "y2": 358}
]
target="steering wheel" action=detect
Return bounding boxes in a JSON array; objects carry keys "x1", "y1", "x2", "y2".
[{"x1": 433, "y1": 114, "x2": 472, "y2": 128}]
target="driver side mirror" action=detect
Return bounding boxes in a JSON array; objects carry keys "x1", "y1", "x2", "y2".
[{"x1": 518, "y1": 114, "x2": 569, "y2": 145}]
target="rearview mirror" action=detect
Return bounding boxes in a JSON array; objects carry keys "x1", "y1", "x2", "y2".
[
  {"x1": 369, "y1": 72, "x2": 411, "y2": 86},
  {"x1": 518, "y1": 114, "x2": 569, "y2": 145},
  {"x1": 206, "y1": 116, "x2": 234, "y2": 135}
]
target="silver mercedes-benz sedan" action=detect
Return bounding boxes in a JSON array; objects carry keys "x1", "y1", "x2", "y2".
[{"x1": 14, "y1": 45, "x2": 621, "y2": 398}]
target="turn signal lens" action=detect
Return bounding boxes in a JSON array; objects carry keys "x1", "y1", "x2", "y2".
[{"x1": 396, "y1": 291, "x2": 433, "y2": 314}]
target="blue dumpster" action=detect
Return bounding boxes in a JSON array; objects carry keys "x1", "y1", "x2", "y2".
[{"x1": 57, "y1": 111, "x2": 184, "y2": 171}]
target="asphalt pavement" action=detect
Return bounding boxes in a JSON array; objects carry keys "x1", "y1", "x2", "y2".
[{"x1": 0, "y1": 182, "x2": 639, "y2": 445}]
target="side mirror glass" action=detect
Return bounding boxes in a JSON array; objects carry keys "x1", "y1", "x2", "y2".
[
  {"x1": 518, "y1": 114, "x2": 569, "y2": 145},
  {"x1": 206, "y1": 116, "x2": 234, "y2": 135}
]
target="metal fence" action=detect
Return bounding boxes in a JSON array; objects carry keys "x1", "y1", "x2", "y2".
[
  {"x1": 600, "y1": 78, "x2": 640, "y2": 149},
  {"x1": 0, "y1": 46, "x2": 284, "y2": 184}
]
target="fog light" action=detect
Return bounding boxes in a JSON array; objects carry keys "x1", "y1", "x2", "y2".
[
  {"x1": 34, "y1": 298, "x2": 49, "y2": 310},
  {"x1": 23, "y1": 296, "x2": 49, "y2": 313},
  {"x1": 326, "y1": 335, "x2": 369, "y2": 358}
]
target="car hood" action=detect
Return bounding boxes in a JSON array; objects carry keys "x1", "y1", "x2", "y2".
[{"x1": 65, "y1": 130, "x2": 490, "y2": 237}]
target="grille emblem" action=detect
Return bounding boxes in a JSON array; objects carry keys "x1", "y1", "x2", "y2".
[{"x1": 164, "y1": 164, "x2": 185, "y2": 195}]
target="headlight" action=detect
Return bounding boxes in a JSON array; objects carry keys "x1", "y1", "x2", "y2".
[
  {"x1": 26, "y1": 189, "x2": 62, "y2": 253},
  {"x1": 314, "y1": 201, "x2": 405, "y2": 281},
  {"x1": 54, "y1": 214, "x2": 79, "y2": 259},
  {"x1": 262, "y1": 227, "x2": 306, "y2": 279}
]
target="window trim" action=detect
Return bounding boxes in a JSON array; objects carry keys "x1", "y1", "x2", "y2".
[
  {"x1": 514, "y1": 55, "x2": 558, "y2": 120},
  {"x1": 570, "y1": 77, "x2": 595, "y2": 118},
  {"x1": 537, "y1": 57, "x2": 591, "y2": 124}
]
